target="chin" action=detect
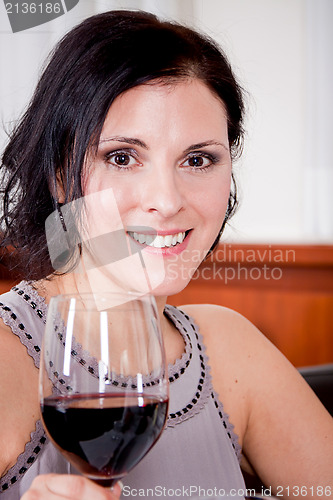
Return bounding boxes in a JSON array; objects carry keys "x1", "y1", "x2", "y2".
[{"x1": 147, "y1": 273, "x2": 194, "y2": 298}]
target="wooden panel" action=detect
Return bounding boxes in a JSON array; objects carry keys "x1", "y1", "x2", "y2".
[
  {"x1": 1, "y1": 244, "x2": 332, "y2": 366},
  {"x1": 171, "y1": 244, "x2": 333, "y2": 367},
  {"x1": 0, "y1": 248, "x2": 20, "y2": 294}
]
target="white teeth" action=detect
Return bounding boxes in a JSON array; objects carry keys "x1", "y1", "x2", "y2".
[
  {"x1": 164, "y1": 235, "x2": 173, "y2": 247},
  {"x1": 129, "y1": 231, "x2": 187, "y2": 248},
  {"x1": 153, "y1": 235, "x2": 164, "y2": 248},
  {"x1": 138, "y1": 233, "x2": 145, "y2": 244},
  {"x1": 145, "y1": 235, "x2": 154, "y2": 246}
]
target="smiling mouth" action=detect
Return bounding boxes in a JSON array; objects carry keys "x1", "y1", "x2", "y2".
[{"x1": 127, "y1": 230, "x2": 191, "y2": 248}]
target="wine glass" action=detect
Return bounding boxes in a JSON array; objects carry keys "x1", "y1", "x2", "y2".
[{"x1": 39, "y1": 291, "x2": 168, "y2": 488}]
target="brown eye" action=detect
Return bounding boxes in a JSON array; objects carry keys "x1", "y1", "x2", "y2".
[
  {"x1": 114, "y1": 153, "x2": 130, "y2": 166},
  {"x1": 105, "y1": 150, "x2": 138, "y2": 169},
  {"x1": 182, "y1": 153, "x2": 216, "y2": 170},
  {"x1": 188, "y1": 156, "x2": 205, "y2": 167}
]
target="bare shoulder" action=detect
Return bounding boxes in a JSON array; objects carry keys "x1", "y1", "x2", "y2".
[
  {"x1": 178, "y1": 304, "x2": 333, "y2": 493},
  {"x1": 178, "y1": 303, "x2": 270, "y2": 366},
  {"x1": 0, "y1": 320, "x2": 40, "y2": 477}
]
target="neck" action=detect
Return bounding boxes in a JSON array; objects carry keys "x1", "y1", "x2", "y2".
[
  {"x1": 34, "y1": 275, "x2": 184, "y2": 364},
  {"x1": 35, "y1": 273, "x2": 169, "y2": 320},
  {"x1": 154, "y1": 295, "x2": 168, "y2": 319}
]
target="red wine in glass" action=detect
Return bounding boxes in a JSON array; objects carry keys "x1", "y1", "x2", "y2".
[
  {"x1": 42, "y1": 393, "x2": 168, "y2": 487},
  {"x1": 40, "y1": 292, "x2": 169, "y2": 487}
]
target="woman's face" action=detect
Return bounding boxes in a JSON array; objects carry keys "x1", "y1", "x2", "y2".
[{"x1": 82, "y1": 79, "x2": 232, "y2": 296}]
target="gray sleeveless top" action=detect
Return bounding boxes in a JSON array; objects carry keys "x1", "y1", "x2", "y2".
[{"x1": 0, "y1": 282, "x2": 246, "y2": 499}]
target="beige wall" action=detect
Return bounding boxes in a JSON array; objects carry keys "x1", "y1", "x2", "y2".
[{"x1": 0, "y1": 0, "x2": 332, "y2": 243}]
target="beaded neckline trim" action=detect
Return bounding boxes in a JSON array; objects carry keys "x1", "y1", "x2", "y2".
[
  {"x1": 0, "y1": 420, "x2": 46, "y2": 492},
  {"x1": 0, "y1": 281, "x2": 241, "y2": 492},
  {"x1": 48, "y1": 305, "x2": 192, "y2": 392}
]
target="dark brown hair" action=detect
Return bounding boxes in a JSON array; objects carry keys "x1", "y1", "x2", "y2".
[{"x1": 0, "y1": 9, "x2": 244, "y2": 279}]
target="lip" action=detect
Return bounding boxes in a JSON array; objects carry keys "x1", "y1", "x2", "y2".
[{"x1": 126, "y1": 228, "x2": 192, "y2": 256}]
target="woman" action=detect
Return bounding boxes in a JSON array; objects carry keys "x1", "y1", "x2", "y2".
[{"x1": 0, "y1": 10, "x2": 332, "y2": 500}]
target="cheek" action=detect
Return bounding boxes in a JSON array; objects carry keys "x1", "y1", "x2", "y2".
[
  {"x1": 81, "y1": 189, "x2": 124, "y2": 241},
  {"x1": 198, "y1": 176, "x2": 231, "y2": 229},
  {"x1": 110, "y1": 185, "x2": 137, "y2": 222},
  {"x1": 83, "y1": 173, "x2": 134, "y2": 222}
]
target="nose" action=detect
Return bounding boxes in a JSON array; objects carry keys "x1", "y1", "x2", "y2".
[{"x1": 140, "y1": 165, "x2": 184, "y2": 218}]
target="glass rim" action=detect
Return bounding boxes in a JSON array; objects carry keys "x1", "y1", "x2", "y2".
[
  {"x1": 47, "y1": 290, "x2": 159, "y2": 312},
  {"x1": 49, "y1": 290, "x2": 156, "y2": 301}
]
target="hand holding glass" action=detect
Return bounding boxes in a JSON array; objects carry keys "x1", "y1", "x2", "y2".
[{"x1": 39, "y1": 292, "x2": 168, "y2": 487}]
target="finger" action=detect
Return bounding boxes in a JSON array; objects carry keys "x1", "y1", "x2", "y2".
[
  {"x1": 47, "y1": 474, "x2": 121, "y2": 499},
  {"x1": 21, "y1": 474, "x2": 121, "y2": 500},
  {"x1": 21, "y1": 474, "x2": 58, "y2": 500}
]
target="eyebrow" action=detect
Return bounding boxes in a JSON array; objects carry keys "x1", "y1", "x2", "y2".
[
  {"x1": 99, "y1": 136, "x2": 148, "y2": 149},
  {"x1": 183, "y1": 140, "x2": 228, "y2": 154},
  {"x1": 99, "y1": 136, "x2": 228, "y2": 153}
]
